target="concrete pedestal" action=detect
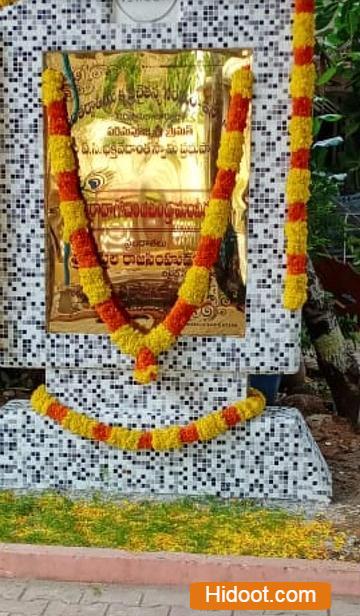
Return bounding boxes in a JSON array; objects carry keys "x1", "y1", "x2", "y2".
[{"x1": 0, "y1": 400, "x2": 331, "y2": 502}]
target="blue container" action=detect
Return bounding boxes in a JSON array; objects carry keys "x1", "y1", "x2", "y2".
[{"x1": 249, "y1": 375, "x2": 282, "y2": 405}]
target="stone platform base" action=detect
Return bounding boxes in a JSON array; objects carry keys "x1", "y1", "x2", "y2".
[{"x1": 0, "y1": 401, "x2": 331, "y2": 503}]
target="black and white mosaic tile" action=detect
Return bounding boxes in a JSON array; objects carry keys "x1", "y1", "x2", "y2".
[
  {"x1": 0, "y1": 0, "x2": 300, "y2": 375},
  {"x1": 0, "y1": 399, "x2": 332, "y2": 502},
  {"x1": 0, "y1": 1, "x2": 328, "y2": 501}
]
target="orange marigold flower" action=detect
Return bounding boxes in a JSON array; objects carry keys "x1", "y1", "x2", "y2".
[
  {"x1": 47, "y1": 402, "x2": 68, "y2": 422},
  {"x1": 294, "y1": 46, "x2": 314, "y2": 66},
  {"x1": 211, "y1": 169, "x2": 237, "y2": 200},
  {"x1": 96, "y1": 297, "x2": 128, "y2": 332},
  {"x1": 136, "y1": 347, "x2": 157, "y2": 370},
  {"x1": 287, "y1": 253, "x2": 307, "y2": 275},
  {"x1": 193, "y1": 236, "x2": 221, "y2": 268},
  {"x1": 292, "y1": 97, "x2": 312, "y2": 117},
  {"x1": 71, "y1": 228, "x2": 98, "y2": 268},
  {"x1": 227, "y1": 94, "x2": 249, "y2": 132},
  {"x1": 288, "y1": 202, "x2": 307, "y2": 222},
  {"x1": 295, "y1": 0, "x2": 314, "y2": 12},
  {"x1": 92, "y1": 423, "x2": 112, "y2": 442},
  {"x1": 48, "y1": 100, "x2": 71, "y2": 136},
  {"x1": 164, "y1": 299, "x2": 196, "y2": 336},
  {"x1": 179, "y1": 423, "x2": 199, "y2": 444},
  {"x1": 138, "y1": 432, "x2": 153, "y2": 450},
  {"x1": 291, "y1": 148, "x2": 310, "y2": 169},
  {"x1": 58, "y1": 171, "x2": 82, "y2": 201},
  {"x1": 222, "y1": 406, "x2": 240, "y2": 427}
]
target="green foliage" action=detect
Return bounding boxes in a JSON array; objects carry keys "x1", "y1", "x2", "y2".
[
  {"x1": 308, "y1": 171, "x2": 344, "y2": 257},
  {"x1": 308, "y1": 1, "x2": 360, "y2": 263},
  {"x1": 315, "y1": 0, "x2": 360, "y2": 192},
  {"x1": 346, "y1": 232, "x2": 360, "y2": 268}
]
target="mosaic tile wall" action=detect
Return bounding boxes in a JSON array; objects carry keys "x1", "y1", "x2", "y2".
[
  {"x1": 0, "y1": 400, "x2": 332, "y2": 503},
  {"x1": 0, "y1": 0, "x2": 301, "y2": 376},
  {"x1": 0, "y1": 0, "x2": 329, "y2": 502}
]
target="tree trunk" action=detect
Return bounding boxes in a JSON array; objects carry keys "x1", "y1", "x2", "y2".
[{"x1": 302, "y1": 260, "x2": 360, "y2": 426}]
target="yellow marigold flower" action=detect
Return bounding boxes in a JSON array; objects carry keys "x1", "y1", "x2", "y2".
[
  {"x1": 107, "y1": 427, "x2": 141, "y2": 450},
  {"x1": 231, "y1": 69, "x2": 253, "y2": 98},
  {"x1": 28, "y1": 385, "x2": 266, "y2": 451},
  {"x1": 196, "y1": 411, "x2": 228, "y2": 441},
  {"x1": 217, "y1": 131, "x2": 244, "y2": 171},
  {"x1": 151, "y1": 426, "x2": 182, "y2": 451},
  {"x1": 285, "y1": 221, "x2": 308, "y2": 254},
  {"x1": 111, "y1": 324, "x2": 145, "y2": 357},
  {"x1": 145, "y1": 323, "x2": 176, "y2": 356},
  {"x1": 293, "y1": 13, "x2": 315, "y2": 48},
  {"x1": 133, "y1": 365, "x2": 159, "y2": 385},
  {"x1": 42, "y1": 68, "x2": 65, "y2": 106},
  {"x1": 283, "y1": 274, "x2": 308, "y2": 310},
  {"x1": 238, "y1": 398, "x2": 261, "y2": 420},
  {"x1": 48, "y1": 135, "x2": 76, "y2": 174},
  {"x1": 78, "y1": 267, "x2": 111, "y2": 306},
  {"x1": 234, "y1": 389, "x2": 266, "y2": 420},
  {"x1": 286, "y1": 169, "x2": 311, "y2": 204},
  {"x1": 62, "y1": 410, "x2": 97, "y2": 439},
  {"x1": 31, "y1": 385, "x2": 55, "y2": 416},
  {"x1": 200, "y1": 199, "x2": 230, "y2": 238},
  {"x1": 289, "y1": 117, "x2": 313, "y2": 151},
  {"x1": 290, "y1": 64, "x2": 316, "y2": 99},
  {"x1": 178, "y1": 266, "x2": 210, "y2": 306},
  {"x1": 60, "y1": 201, "x2": 87, "y2": 242}
]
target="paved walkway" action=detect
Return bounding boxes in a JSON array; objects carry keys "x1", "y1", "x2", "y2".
[{"x1": 0, "y1": 579, "x2": 359, "y2": 615}]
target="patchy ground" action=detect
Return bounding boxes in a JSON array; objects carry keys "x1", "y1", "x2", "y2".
[{"x1": 280, "y1": 354, "x2": 360, "y2": 561}]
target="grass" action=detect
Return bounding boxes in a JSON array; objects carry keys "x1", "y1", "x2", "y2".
[{"x1": 0, "y1": 491, "x2": 347, "y2": 560}]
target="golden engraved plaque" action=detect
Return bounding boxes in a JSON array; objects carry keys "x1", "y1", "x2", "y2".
[{"x1": 44, "y1": 49, "x2": 252, "y2": 336}]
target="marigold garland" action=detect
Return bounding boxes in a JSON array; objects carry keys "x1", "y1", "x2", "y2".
[
  {"x1": 31, "y1": 385, "x2": 266, "y2": 451},
  {"x1": 42, "y1": 65, "x2": 253, "y2": 383},
  {"x1": 283, "y1": 0, "x2": 315, "y2": 309}
]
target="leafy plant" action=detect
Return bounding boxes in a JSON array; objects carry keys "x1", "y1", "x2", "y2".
[
  {"x1": 308, "y1": 170, "x2": 345, "y2": 258},
  {"x1": 315, "y1": 0, "x2": 360, "y2": 192}
]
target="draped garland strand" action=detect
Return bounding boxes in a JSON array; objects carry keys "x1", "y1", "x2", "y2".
[
  {"x1": 31, "y1": 386, "x2": 266, "y2": 451},
  {"x1": 283, "y1": 0, "x2": 315, "y2": 309}
]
